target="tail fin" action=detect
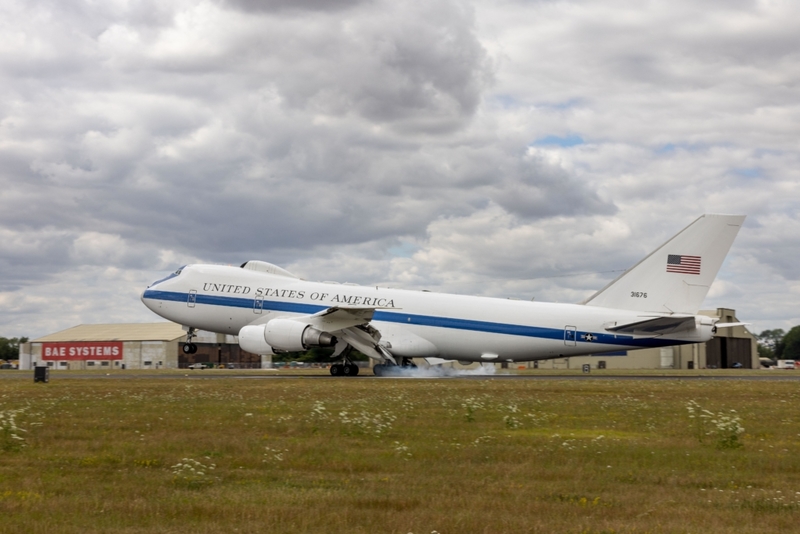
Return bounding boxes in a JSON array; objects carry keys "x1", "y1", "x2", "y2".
[{"x1": 584, "y1": 214, "x2": 745, "y2": 314}]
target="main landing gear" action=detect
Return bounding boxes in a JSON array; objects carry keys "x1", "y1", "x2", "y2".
[
  {"x1": 329, "y1": 362, "x2": 359, "y2": 376},
  {"x1": 182, "y1": 327, "x2": 198, "y2": 355},
  {"x1": 329, "y1": 341, "x2": 359, "y2": 377}
]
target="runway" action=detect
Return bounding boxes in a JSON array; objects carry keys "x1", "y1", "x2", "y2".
[{"x1": 3, "y1": 369, "x2": 800, "y2": 381}]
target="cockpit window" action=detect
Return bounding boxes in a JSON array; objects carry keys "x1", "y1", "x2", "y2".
[{"x1": 148, "y1": 266, "x2": 186, "y2": 288}]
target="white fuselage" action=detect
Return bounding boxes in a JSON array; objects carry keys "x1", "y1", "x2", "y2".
[{"x1": 141, "y1": 264, "x2": 711, "y2": 362}]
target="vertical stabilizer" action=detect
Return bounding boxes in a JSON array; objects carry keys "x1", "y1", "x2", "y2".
[{"x1": 583, "y1": 214, "x2": 745, "y2": 314}]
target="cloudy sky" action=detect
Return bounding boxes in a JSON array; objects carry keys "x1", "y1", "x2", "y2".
[{"x1": 1, "y1": 0, "x2": 798, "y2": 340}]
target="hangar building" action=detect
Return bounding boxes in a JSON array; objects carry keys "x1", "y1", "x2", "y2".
[{"x1": 19, "y1": 323, "x2": 267, "y2": 370}]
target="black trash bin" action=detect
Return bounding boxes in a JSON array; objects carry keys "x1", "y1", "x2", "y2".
[{"x1": 34, "y1": 366, "x2": 49, "y2": 383}]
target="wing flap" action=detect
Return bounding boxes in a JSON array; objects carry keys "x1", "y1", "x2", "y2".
[{"x1": 337, "y1": 327, "x2": 395, "y2": 363}]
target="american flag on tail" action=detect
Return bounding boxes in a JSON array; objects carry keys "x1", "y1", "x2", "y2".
[{"x1": 666, "y1": 254, "x2": 701, "y2": 275}]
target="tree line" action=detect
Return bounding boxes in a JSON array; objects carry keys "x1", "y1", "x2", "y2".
[
  {"x1": 756, "y1": 327, "x2": 800, "y2": 361},
  {"x1": 0, "y1": 337, "x2": 28, "y2": 361}
]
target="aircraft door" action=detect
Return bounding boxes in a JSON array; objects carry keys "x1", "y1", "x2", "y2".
[
  {"x1": 254, "y1": 295, "x2": 263, "y2": 314},
  {"x1": 564, "y1": 326, "x2": 577, "y2": 346},
  {"x1": 187, "y1": 290, "x2": 197, "y2": 308}
]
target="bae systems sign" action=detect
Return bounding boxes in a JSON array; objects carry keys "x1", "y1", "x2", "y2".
[{"x1": 41, "y1": 342, "x2": 123, "y2": 361}]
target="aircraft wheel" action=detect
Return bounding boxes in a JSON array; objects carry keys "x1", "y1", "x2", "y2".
[
  {"x1": 343, "y1": 364, "x2": 353, "y2": 376},
  {"x1": 182, "y1": 343, "x2": 194, "y2": 355},
  {"x1": 373, "y1": 364, "x2": 384, "y2": 377},
  {"x1": 349, "y1": 363, "x2": 359, "y2": 376},
  {"x1": 330, "y1": 364, "x2": 341, "y2": 376}
]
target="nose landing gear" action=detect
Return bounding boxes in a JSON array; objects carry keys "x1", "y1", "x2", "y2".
[{"x1": 182, "y1": 327, "x2": 198, "y2": 354}]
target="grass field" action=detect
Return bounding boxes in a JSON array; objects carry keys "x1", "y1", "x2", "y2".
[{"x1": 1, "y1": 371, "x2": 799, "y2": 533}]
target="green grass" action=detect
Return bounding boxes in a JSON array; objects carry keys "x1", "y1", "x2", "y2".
[{"x1": 1, "y1": 373, "x2": 799, "y2": 533}]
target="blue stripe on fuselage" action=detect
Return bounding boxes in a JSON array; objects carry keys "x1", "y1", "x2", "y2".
[{"x1": 141, "y1": 289, "x2": 678, "y2": 349}]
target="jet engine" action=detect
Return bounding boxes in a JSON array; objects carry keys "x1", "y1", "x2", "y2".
[
  {"x1": 238, "y1": 319, "x2": 337, "y2": 355},
  {"x1": 238, "y1": 325, "x2": 275, "y2": 355}
]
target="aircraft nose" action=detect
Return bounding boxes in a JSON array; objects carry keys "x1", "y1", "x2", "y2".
[
  {"x1": 141, "y1": 275, "x2": 169, "y2": 310},
  {"x1": 141, "y1": 286, "x2": 157, "y2": 312},
  {"x1": 141, "y1": 266, "x2": 185, "y2": 314}
]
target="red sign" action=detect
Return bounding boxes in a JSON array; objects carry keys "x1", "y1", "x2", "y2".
[{"x1": 41, "y1": 342, "x2": 123, "y2": 361}]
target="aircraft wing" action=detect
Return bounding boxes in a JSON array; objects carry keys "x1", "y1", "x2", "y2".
[
  {"x1": 255, "y1": 305, "x2": 437, "y2": 364},
  {"x1": 303, "y1": 306, "x2": 380, "y2": 331},
  {"x1": 281, "y1": 305, "x2": 398, "y2": 363},
  {"x1": 605, "y1": 315, "x2": 697, "y2": 335}
]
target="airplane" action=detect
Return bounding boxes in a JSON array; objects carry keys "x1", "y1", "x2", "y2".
[{"x1": 141, "y1": 214, "x2": 746, "y2": 376}]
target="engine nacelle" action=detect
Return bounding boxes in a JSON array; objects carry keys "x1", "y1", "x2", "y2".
[
  {"x1": 239, "y1": 319, "x2": 337, "y2": 354},
  {"x1": 238, "y1": 325, "x2": 277, "y2": 355},
  {"x1": 264, "y1": 318, "x2": 337, "y2": 352},
  {"x1": 239, "y1": 321, "x2": 337, "y2": 354}
]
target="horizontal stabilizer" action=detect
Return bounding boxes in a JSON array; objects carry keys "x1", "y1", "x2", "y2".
[
  {"x1": 714, "y1": 322, "x2": 749, "y2": 330},
  {"x1": 606, "y1": 315, "x2": 697, "y2": 335}
]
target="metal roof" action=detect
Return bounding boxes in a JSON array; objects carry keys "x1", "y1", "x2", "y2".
[{"x1": 32, "y1": 323, "x2": 187, "y2": 343}]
